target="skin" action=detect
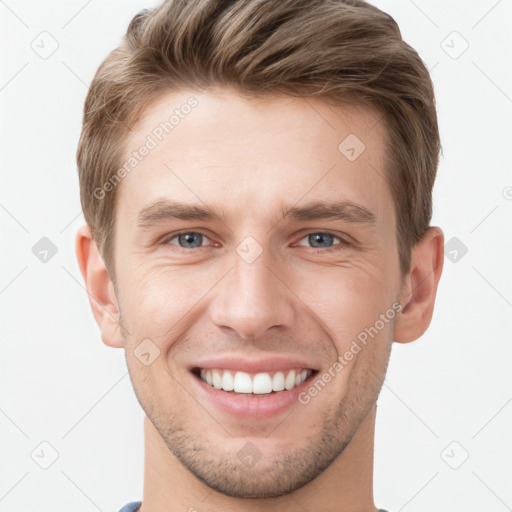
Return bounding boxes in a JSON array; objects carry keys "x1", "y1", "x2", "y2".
[{"x1": 76, "y1": 88, "x2": 444, "y2": 512}]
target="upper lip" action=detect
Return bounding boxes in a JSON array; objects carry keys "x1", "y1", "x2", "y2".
[{"x1": 190, "y1": 356, "x2": 318, "y2": 374}]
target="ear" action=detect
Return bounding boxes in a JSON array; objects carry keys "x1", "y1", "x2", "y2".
[
  {"x1": 393, "y1": 226, "x2": 444, "y2": 344},
  {"x1": 75, "y1": 223, "x2": 123, "y2": 348}
]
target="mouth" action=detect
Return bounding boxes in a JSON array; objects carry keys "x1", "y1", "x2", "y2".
[{"x1": 191, "y1": 367, "x2": 319, "y2": 397}]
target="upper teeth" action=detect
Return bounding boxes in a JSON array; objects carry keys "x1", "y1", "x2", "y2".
[{"x1": 199, "y1": 368, "x2": 311, "y2": 394}]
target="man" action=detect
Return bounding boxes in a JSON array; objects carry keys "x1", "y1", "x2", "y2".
[{"x1": 75, "y1": 0, "x2": 444, "y2": 511}]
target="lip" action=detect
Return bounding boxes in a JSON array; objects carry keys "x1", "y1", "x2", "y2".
[
  {"x1": 190, "y1": 368, "x2": 318, "y2": 419},
  {"x1": 189, "y1": 356, "x2": 318, "y2": 374}
]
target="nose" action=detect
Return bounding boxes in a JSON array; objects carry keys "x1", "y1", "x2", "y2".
[{"x1": 209, "y1": 248, "x2": 296, "y2": 340}]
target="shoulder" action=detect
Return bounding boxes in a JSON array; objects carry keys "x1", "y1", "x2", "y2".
[{"x1": 117, "y1": 502, "x2": 142, "y2": 512}]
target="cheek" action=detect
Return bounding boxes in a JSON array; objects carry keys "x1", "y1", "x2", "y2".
[
  {"x1": 287, "y1": 265, "x2": 397, "y2": 386},
  {"x1": 290, "y1": 262, "x2": 394, "y2": 339},
  {"x1": 119, "y1": 264, "x2": 219, "y2": 342}
]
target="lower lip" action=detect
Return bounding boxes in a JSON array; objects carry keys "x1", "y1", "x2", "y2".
[{"x1": 190, "y1": 371, "x2": 316, "y2": 419}]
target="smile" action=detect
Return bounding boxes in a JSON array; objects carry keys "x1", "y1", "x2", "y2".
[
  {"x1": 195, "y1": 368, "x2": 314, "y2": 395},
  {"x1": 188, "y1": 357, "x2": 320, "y2": 417}
]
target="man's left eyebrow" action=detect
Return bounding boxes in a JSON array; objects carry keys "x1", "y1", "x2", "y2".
[
  {"x1": 136, "y1": 199, "x2": 222, "y2": 228},
  {"x1": 280, "y1": 200, "x2": 377, "y2": 226}
]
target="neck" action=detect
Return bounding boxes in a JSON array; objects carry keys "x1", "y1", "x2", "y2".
[{"x1": 139, "y1": 405, "x2": 378, "y2": 512}]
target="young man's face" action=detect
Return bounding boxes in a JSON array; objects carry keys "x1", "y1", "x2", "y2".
[{"x1": 88, "y1": 89, "x2": 430, "y2": 497}]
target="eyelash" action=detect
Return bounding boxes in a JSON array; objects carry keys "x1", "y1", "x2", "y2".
[{"x1": 160, "y1": 230, "x2": 350, "y2": 252}]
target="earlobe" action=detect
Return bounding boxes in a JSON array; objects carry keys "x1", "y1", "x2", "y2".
[
  {"x1": 393, "y1": 226, "x2": 444, "y2": 344},
  {"x1": 75, "y1": 224, "x2": 124, "y2": 349}
]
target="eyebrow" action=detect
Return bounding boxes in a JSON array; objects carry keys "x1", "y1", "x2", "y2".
[
  {"x1": 136, "y1": 199, "x2": 377, "y2": 228},
  {"x1": 137, "y1": 200, "x2": 219, "y2": 228}
]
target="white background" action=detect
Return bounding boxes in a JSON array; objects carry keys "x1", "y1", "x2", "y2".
[{"x1": 1, "y1": 0, "x2": 511, "y2": 511}]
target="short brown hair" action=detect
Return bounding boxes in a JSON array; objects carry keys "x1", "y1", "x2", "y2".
[{"x1": 77, "y1": 0, "x2": 441, "y2": 280}]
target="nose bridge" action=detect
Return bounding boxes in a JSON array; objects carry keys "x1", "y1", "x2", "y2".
[{"x1": 210, "y1": 242, "x2": 295, "y2": 340}]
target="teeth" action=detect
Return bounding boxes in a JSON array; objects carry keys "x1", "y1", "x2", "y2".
[
  {"x1": 285, "y1": 370, "x2": 296, "y2": 390},
  {"x1": 252, "y1": 373, "x2": 273, "y2": 394},
  {"x1": 197, "y1": 368, "x2": 312, "y2": 394},
  {"x1": 222, "y1": 370, "x2": 234, "y2": 391},
  {"x1": 212, "y1": 369, "x2": 223, "y2": 389},
  {"x1": 272, "y1": 371, "x2": 285, "y2": 391},
  {"x1": 233, "y1": 371, "x2": 253, "y2": 393}
]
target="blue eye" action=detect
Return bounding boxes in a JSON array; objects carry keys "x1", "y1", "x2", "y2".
[
  {"x1": 306, "y1": 233, "x2": 335, "y2": 248},
  {"x1": 167, "y1": 232, "x2": 210, "y2": 249},
  {"x1": 297, "y1": 232, "x2": 346, "y2": 249}
]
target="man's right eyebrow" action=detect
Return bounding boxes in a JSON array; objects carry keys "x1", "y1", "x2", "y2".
[{"x1": 136, "y1": 200, "x2": 222, "y2": 228}]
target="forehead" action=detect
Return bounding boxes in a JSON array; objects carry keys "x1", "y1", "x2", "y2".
[{"x1": 117, "y1": 88, "x2": 393, "y2": 229}]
